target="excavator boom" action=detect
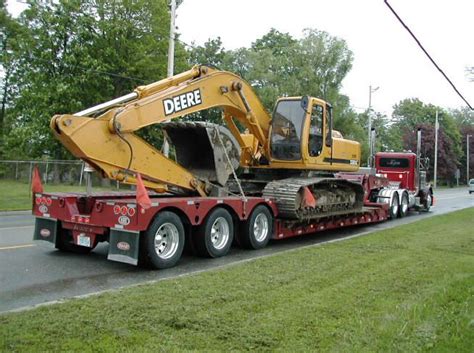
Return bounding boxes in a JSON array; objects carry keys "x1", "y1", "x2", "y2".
[{"x1": 51, "y1": 65, "x2": 271, "y2": 195}]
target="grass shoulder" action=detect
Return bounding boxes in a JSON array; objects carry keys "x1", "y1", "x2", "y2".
[{"x1": 1, "y1": 208, "x2": 473, "y2": 352}]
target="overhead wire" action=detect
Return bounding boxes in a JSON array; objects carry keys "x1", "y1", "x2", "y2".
[{"x1": 384, "y1": 0, "x2": 473, "y2": 110}]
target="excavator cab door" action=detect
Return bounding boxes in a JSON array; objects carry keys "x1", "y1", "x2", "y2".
[
  {"x1": 270, "y1": 99, "x2": 306, "y2": 161},
  {"x1": 308, "y1": 103, "x2": 324, "y2": 157}
]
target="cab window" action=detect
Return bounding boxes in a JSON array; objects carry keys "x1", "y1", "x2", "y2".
[
  {"x1": 271, "y1": 100, "x2": 305, "y2": 160},
  {"x1": 308, "y1": 104, "x2": 324, "y2": 157}
]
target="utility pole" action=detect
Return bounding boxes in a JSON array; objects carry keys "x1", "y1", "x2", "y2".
[
  {"x1": 468, "y1": 134, "x2": 472, "y2": 185},
  {"x1": 367, "y1": 85, "x2": 379, "y2": 167},
  {"x1": 162, "y1": 0, "x2": 177, "y2": 157},
  {"x1": 434, "y1": 110, "x2": 439, "y2": 188}
]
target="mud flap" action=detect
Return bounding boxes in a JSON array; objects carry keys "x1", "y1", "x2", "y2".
[
  {"x1": 162, "y1": 121, "x2": 240, "y2": 186},
  {"x1": 33, "y1": 217, "x2": 58, "y2": 244},
  {"x1": 108, "y1": 229, "x2": 140, "y2": 266}
]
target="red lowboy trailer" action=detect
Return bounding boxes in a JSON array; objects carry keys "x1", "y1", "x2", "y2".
[
  {"x1": 33, "y1": 149, "x2": 431, "y2": 270},
  {"x1": 33, "y1": 126, "x2": 434, "y2": 270}
]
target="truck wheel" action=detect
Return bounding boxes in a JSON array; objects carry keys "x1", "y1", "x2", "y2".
[
  {"x1": 423, "y1": 193, "x2": 432, "y2": 212},
  {"x1": 56, "y1": 230, "x2": 94, "y2": 254},
  {"x1": 389, "y1": 192, "x2": 399, "y2": 219},
  {"x1": 195, "y1": 207, "x2": 234, "y2": 258},
  {"x1": 142, "y1": 211, "x2": 185, "y2": 269},
  {"x1": 398, "y1": 192, "x2": 409, "y2": 218},
  {"x1": 240, "y1": 205, "x2": 273, "y2": 250}
]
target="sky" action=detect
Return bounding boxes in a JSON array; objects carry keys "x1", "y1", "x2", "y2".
[{"x1": 7, "y1": 0, "x2": 474, "y2": 117}]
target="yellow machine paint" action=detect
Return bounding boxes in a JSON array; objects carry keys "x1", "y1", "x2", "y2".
[{"x1": 51, "y1": 65, "x2": 360, "y2": 195}]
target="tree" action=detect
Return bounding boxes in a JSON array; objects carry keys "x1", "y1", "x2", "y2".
[
  {"x1": 0, "y1": 0, "x2": 22, "y2": 158},
  {"x1": 393, "y1": 98, "x2": 463, "y2": 184},
  {"x1": 3, "y1": 0, "x2": 186, "y2": 160}
]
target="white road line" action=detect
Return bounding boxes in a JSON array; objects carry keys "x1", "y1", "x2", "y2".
[
  {"x1": 0, "y1": 225, "x2": 34, "y2": 231},
  {"x1": 0, "y1": 244, "x2": 35, "y2": 251}
]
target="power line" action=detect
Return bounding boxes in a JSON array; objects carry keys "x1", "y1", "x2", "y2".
[{"x1": 384, "y1": 0, "x2": 473, "y2": 110}]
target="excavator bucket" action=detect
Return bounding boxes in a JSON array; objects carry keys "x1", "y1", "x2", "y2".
[{"x1": 162, "y1": 122, "x2": 241, "y2": 186}]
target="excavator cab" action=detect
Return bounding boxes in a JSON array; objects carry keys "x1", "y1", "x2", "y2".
[{"x1": 269, "y1": 96, "x2": 359, "y2": 172}]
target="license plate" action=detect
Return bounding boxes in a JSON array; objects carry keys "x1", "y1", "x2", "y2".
[{"x1": 77, "y1": 234, "x2": 91, "y2": 247}]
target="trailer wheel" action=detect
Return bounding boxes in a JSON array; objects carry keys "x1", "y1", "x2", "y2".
[
  {"x1": 56, "y1": 230, "x2": 94, "y2": 254},
  {"x1": 389, "y1": 192, "x2": 399, "y2": 219},
  {"x1": 195, "y1": 207, "x2": 234, "y2": 258},
  {"x1": 240, "y1": 205, "x2": 273, "y2": 250},
  {"x1": 142, "y1": 211, "x2": 185, "y2": 269},
  {"x1": 398, "y1": 192, "x2": 409, "y2": 218}
]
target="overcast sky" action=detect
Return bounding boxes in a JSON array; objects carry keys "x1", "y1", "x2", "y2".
[{"x1": 7, "y1": 0, "x2": 474, "y2": 116}]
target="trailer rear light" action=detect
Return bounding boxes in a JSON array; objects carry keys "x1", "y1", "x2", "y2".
[
  {"x1": 46, "y1": 198, "x2": 52, "y2": 206},
  {"x1": 35, "y1": 197, "x2": 42, "y2": 205},
  {"x1": 121, "y1": 206, "x2": 128, "y2": 216},
  {"x1": 84, "y1": 217, "x2": 90, "y2": 223},
  {"x1": 113, "y1": 205, "x2": 121, "y2": 215},
  {"x1": 127, "y1": 207, "x2": 136, "y2": 217}
]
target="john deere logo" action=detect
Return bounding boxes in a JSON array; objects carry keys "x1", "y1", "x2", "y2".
[{"x1": 163, "y1": 89, "x2": 202, "y2": 116}]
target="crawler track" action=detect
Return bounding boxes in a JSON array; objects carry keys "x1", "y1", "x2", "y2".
[{"x1": 263, "y1": 177, "x2": 364, "y2": 220}]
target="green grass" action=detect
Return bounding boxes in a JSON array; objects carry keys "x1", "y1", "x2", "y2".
[
  {"x1": 1, "y1": 208, "x2": 473, "y2": 352},
  {"x1": 0, "y1": 180, "x2": 119, "y2": 211}
]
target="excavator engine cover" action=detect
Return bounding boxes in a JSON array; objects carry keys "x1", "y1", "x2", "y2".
[{"x1": 162, "y1": 121, "x2": 241, "y2": 186}]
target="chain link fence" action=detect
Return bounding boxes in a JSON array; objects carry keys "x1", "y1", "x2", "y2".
[{"x1": 0, "y1": 160, "x2": 129, "y2": 188}]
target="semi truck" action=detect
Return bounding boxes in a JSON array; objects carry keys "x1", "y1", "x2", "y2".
[{"x1": 33, "y1": 65, "x2": 433, "y2": 269}]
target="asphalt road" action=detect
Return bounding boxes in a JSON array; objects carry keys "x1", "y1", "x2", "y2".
[{"x1": 1, "y1": 187, "x2": 472, "y2": 313}]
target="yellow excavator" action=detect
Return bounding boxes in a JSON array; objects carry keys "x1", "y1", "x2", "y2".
[{"x1": 51, "y1": 65, "x2": 363, "y2": 220}]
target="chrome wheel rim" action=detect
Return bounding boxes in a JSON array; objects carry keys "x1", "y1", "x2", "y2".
[
  {"x1": 154, "y1": 222, "x2": 179, "y2": 259},
  {"x1": 401, "y1": 194, "x2": 409, "y2": 214},
  {"x1": 210, "y1": 217, "x2": 230, "y2": 250},
  {"x1": 254, "y1": 213, "x2": 269, "y2": 242},
  {"x1": 391, "y1": 198, "x2": 399, "y2": 216},
  {"x1": 426, "y1": 194, "x2": 432, "y2": 208}
]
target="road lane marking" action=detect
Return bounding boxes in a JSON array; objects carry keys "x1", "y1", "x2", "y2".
[
  {"x1": 0, "y1": 225, "x2": 34, "y2": 231},
  {"x1": 0, "y1": 244, "x2": 35, "y2": 251}
]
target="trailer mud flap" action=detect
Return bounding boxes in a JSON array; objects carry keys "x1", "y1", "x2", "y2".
[
  {"x1": 33, "y1": 217, "x2": 58, "y2": 244},
  {"x1": 108, "y1": 229, "x2": 140, "y2": 266}
]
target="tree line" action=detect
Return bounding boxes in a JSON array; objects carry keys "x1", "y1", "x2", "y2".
[{"x1": 1, "y1": 1, "x2": 472, "y2": 185}]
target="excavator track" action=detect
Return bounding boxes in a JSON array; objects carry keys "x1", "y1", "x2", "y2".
[{"x1": 262, "y1": 177, "x2": 364, "y2": 220}]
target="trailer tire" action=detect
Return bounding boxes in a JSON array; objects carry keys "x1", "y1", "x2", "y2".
[
  {"x1": 240, "y1": 205, "x2": 273, "y2": 250},
  {"x1": 389, "y1": 192, "x2": 399, "y2": 219},
  {"x1": 195, "y1": 207, "x2": 234, "y2": 258},
  {"x1": 398, "y1": 192, "x2": 409, "y2": 218},
  {"x1": 56, "y1": 229, "x2": 94, "y2": 254},
  {"x1": 141, "y1": 211, "x2": 185, "y2": 269}
]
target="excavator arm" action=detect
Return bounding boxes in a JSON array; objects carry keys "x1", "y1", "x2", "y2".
[{"x1": 50, "y1": 65, "x2": 272, "y2": 195}]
